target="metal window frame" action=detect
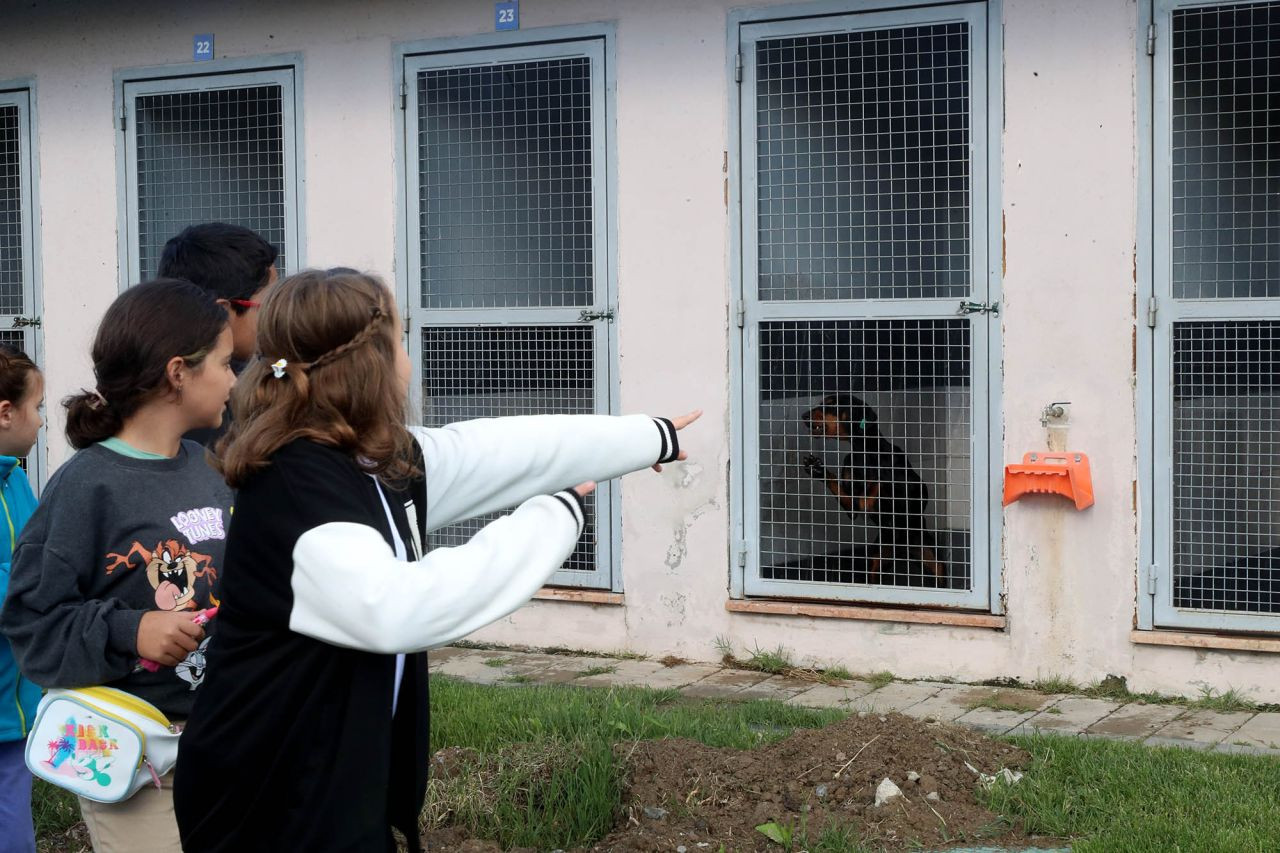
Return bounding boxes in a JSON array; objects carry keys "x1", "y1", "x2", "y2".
[
  {"x1": 113, "y1": 55, "x2": 305, "y2": 291},
  {"x1": 727, "y1": 0, "x2": 1004, "y2": 610},
  {"x1": 396, "y1": 26, "x2": 623, "y2": 591},
  {"x1": 1145, "y1": 0, "x2": 1280, "y2": 633},
  {"x1": 0, "y1": 81, "x2": 46, "y2": 491}
]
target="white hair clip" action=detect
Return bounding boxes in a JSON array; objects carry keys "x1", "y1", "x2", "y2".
[{"x1": 270, "y1": 358, "x2": 288, "y2": 379}]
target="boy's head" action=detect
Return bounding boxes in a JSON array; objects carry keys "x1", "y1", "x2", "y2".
[{"x1": 158, "y1": 223, "x2": 280, "y2": 362}]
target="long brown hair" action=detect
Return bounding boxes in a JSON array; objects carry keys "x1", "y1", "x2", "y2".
[
  {"x1": 65, "y1": 279, "x2": 228, "y2": 449},
  {"x1": 216, "y1": 269, "x2": 417, "y2": 488},
  {"x1": 0, "y1": 344, "x2": 40, "y2": 406}
]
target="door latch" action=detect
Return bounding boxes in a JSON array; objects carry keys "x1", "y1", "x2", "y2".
[{"x1": 957, "y1": 301, "x2": 999, "y2": 316}]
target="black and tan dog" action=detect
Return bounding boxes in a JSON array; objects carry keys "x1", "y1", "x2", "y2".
[{"x1": 800, "y1": 394, "x2": 947, "y2": 586}]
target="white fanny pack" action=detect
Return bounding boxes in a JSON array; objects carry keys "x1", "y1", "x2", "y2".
[{"x1": 25, "y1": 686, "x2": 179, "y2": 803}]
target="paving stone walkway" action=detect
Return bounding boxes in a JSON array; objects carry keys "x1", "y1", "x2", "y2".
[{"x1": 429, "y1": 646, "x2": 1280, "y2": 757}]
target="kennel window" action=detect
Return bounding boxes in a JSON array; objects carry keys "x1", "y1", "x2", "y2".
[
  {"x1": 1151, "y1": 0, "x2": 1280, "y2": 631},
  {"x1": 737, "y1": 3, "x2": 994, "y2": 610},
  {"x1": 122, "y1": 70, "x2": 298, "y2": 283},
  {"x1": 405, "y1": 40, "x2": 616, "y2": 590},
  {"x1": 0, "y1": 90, "x2": 42, "y2": 486}
]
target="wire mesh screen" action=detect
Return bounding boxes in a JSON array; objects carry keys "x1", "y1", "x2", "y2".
[
  {"x1": 421, "y1": 325, "x2": 598, "y2": 574},
  {"x1": 1172, "y1": 321, "x2": 1280, "y2": 615},
  {"x1": 134, "y1": 85, "x2": 287, "y2": 281},
  {"x1": 0, "y1": 105, "x2": 24, "y2": 315},
  {"x1": 418, "y1": 58, "x2": 594, "y2": 310},
  {"x1": 0, "y1": 329, "x2": 31, "y2": 472},
  {"x1": 756, "y1": 23, "x2": 971, "y2": 302},
  {"x1": 758, "y1": 319, "x2": 971, "y2": 589},
  {"x1": 1171, "y1": 3, "x2": 1280, "y2": 300}
]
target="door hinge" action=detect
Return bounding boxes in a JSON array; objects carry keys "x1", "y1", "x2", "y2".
[
  {"x1": 734, "y1": 51, "x2": 743, "y2": 84},
  {"x1": 118, "y1": 104, "x2": 127, "y2": 132},
  {"x1": 1146, "y1": 23, "x2": 1157, "y2": 57},
  {"x1": 399, "y1": 77, "x2": 407, "y2": 111},
  {"x1": 1146, "y1": 295, "x2": 1158, "y2": 328},
  {"x1": 1146, "y1": 563, "x2": 1158, "y2": 596},
  {"x1": 957, "y1": 300, "x2": 999, "y2": 316},
  {"x1": 10, "y1": 316, "x2": 40, "y2": 329},
  {"x1": 735, "y1": 299, "x2": 745, "y2": 328},
  {"x1": 578, "y1": 308, "x2": 615, "y2": 323},
  {"x1": 736, "y1": 542, "x2": 748, "y2": 568}
]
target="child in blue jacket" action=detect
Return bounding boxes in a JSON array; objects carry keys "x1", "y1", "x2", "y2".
[{"x1": 0, "y1": 344, "x2": 43, "y2": 852}]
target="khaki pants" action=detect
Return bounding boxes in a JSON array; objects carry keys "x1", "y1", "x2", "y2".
[{"x1": 78, "y1": 771, "x2": 181, "y2": 853}]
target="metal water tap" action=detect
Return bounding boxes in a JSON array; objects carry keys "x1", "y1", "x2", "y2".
[{"x1": 1040, "y1": 401, "x2": 1071, "y2": 428}]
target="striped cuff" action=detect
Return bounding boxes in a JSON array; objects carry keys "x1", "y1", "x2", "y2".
[
  {"x1": 551, "y1": 489, "x2": 587, "y2": 537},
  {"x1": 652, "y1": 417, "x2": 680, "y2": 464}
]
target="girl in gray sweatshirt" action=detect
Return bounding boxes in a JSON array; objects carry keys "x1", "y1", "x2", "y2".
[{"x1": 0, "y1": 279, "x2": 238, "y2": 852}]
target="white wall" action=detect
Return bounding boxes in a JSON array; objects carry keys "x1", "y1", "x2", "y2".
[{"x1": 4, "y1": 0, "x2": 1278, "y2": 701}]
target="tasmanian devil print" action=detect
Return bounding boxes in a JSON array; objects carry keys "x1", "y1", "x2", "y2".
[{"x1": 104, "y1": 539, "x2": 219, "y2": 611}]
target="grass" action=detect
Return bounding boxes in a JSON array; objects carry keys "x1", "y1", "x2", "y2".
[
  {"x1": 421, "y1": 678, "x2": 1280, "y2": 852},
  {"x1": 740, "y1": 644, "x2": 795, "y2": 674},
  {"x1": 577, "y1": 664, "x2": 618, "y2": 678},
  {"x1": 864, "y1": 670, "x2": 895, "y2": 690},
  {"x1": 1029, "y1": 673, "x2": 1270, "y2": 713},
  {"x1": 965, "y1": 694, "x2": 1038, "y2": 714},
  {"x1": 986, "y1": 733, "x2": 1280, "y2": 852},
  {"x1": 34, "y1": 678, "x2": 1280, "y2": 851},
  {"x1": 714, "y1": 637, "x2": 858, "y2": 686},
  {"x1": 425, "y1": 677, "x2": 842, "y2": 850},
  {"x1": 541, "y1": 645, "x2": 646, "y2": 661},
  {"x1": 1080, "y1": 675, "x2": 1178, "y2": 706},
  {"x1": 482, "y1": 656, "x2": 513, "y2": 668},
  {"x1": 33, "y1": 779, "x2": 80, "y2": 850},
  {"x1": 716, "y1": 637, "x2": 798, "y2": 674},
  {"x1": 1187, "y1": 684, "x2": 1260, "y2": 714},
  {"x1": 1030, "y1": 674, "x2": 1081, "y2": 695},
  {"x1": 820, "y1": 665, "x2": 854, "y2": 685}
]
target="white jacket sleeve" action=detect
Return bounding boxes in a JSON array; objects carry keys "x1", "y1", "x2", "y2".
[
  {"x1": 287, "y1": 490, "x2": 586, "y2": 653},
  {"x1": 410, "y1": 414, "x2": 678, "y2": 531}
]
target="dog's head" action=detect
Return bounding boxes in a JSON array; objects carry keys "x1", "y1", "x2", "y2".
[{"x1": 801, "y1": 394, "x2": 880, "y2": 441}]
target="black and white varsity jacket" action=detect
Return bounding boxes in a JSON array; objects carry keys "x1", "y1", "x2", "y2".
[{"x1": 173, "y1": 414, "x2": 680, "y2": 852}]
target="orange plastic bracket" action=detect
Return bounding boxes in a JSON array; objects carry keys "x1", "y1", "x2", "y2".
[{"x1": 1002, "y1": 452, "x2": 1094, "y2": 510}]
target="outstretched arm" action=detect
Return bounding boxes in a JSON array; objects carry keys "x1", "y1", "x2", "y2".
[
  {"x1": 411, "y1": 412, "x2": 697, "y2": 531},
  {"x1": 287, "y1": 488, "x2": 590, "y2": 653}
]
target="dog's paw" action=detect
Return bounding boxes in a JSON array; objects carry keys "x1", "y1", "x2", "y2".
[{"x1": 801, "y1": 454, "x2": 825, "y2": 477}]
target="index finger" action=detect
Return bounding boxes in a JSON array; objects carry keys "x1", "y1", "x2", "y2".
[
  {"x1": 177, "y1": 620, "x2": 207, "y2": 641},
  {"x1": 670, "y1": 410, "x2": 703, "y2": 431}
]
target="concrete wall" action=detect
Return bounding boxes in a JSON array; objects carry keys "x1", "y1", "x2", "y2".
[{"x1": 3, "y1": 0, "x2": 1277, "y2": 701}]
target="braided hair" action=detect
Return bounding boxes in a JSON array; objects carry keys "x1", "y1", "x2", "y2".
[{"x1": 215, "y1": 268, "x2": 418, "y2": 488}]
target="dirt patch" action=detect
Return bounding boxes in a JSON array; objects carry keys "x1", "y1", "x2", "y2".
[
  {"x1": 419, "y1": 827, "x2": 530, "y2": 852},
  {"x1": 423, "y1": 713, "x2": 1052, "y2": 851},
  {"x1": 590, "y1": 712, "x2": 1039, "y2": 851}
]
